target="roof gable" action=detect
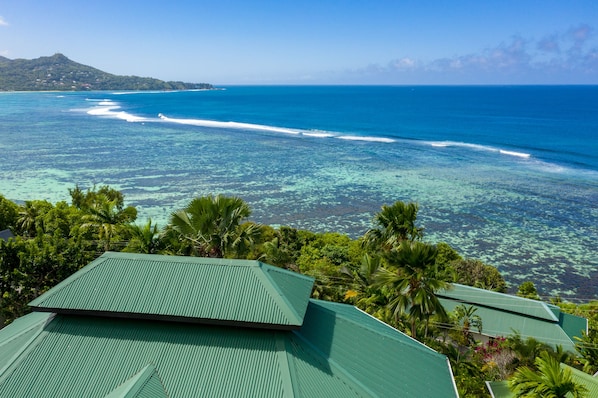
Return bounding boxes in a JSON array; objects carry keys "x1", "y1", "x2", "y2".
[
  {"x1": 104, "y1": 365, "x2": 168, "y2": 398},
  {"x1": 29, "y1": 252, "x2": 314, "y2": 330}
]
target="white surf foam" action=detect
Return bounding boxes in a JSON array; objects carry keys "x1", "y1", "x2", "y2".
[
  {"x1": 428, "y1": 141, "x2": 531, "y2": 158},
  {"x1": 158, "y1": 114, "x2": 301, "y2": 135},
  {"x1": 87, "y1": 102, "x2": 149, "y2": 123},
  {"x1": 303, "y1": 131, "x2": 335, "y2": 138},
  {"x1": 337, "y1": 135, "x2": 396, "y2": 143},
  {"x1": 499, "y1": 149, "x2": 531, "y2": 158}
]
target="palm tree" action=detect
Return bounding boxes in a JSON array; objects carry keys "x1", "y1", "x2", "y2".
[
  {"x1": 375, "y1": 240, "x2": 449, "y2": 338},
  {"x1": 261, "y1": 237, "x2": 294, "y2": 268},
  {"x1": 169, "y1": 195, "x2": 258, "y2": 258},
  {"x1": 124, "y1": 219, "x2": 162, "y2": 254},
  {"x1": 363, "y1": 201, "x2": 423, "y2": 251},
  {"x1": 451, "y1": 304, "x2": 483, "y2": 346},
  {"x1": 508, "y1": 351, "x2": 588, "y2": 397},
  {"x1": 16, "y1": 200, "x2": 51, "y2": 237},
  {"x1": 508, "y1": 333, "x2": 552, "y2": 370},
  {"x1": 81, "y1": 196, "x2": 137, "y2": 251},
  {"x1": 342, "y1": 254, "x2": 388, "y2": 316}
]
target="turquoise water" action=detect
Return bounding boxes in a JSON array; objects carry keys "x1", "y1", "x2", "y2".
[{"x1": 0, "y1": 87, "x2": 596, "y2": 299}]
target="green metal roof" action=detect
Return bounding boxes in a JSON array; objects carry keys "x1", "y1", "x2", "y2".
[
  {"x1": 568, "y1": 365, "x2": 598, "y2": 397},
  {"x1": 0, "y1": 253, "x2": 458, "y2": 397},
  {"x1": 486, "y1": 381, "x2": 513, "y2": 398},
  {"x1": 439, "y1": 284, "x2": 558, "y2": 322},
  {"x1": 440, "y1": 298, "x2": 577, "y2": 352},
  {"x1": 0, "y1": 302, "x2": 458, "y2": 397},
  {"x1": 438, "y1": 284, "x2": 587, "y2": 352},
  {"x1": 29, "y1": 252, "x2": 315, "y2": 330}
]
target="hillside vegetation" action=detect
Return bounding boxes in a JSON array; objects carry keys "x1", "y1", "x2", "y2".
[{"x1": 0, "y1": 53, "x2": 213, "y2": 91}]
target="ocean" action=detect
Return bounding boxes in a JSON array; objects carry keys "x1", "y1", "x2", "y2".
[{"x1": 0, "y1": 86, "x2": 596, "y2": 299}]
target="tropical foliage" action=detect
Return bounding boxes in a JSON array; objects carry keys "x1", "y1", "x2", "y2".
[
  {"x1": 1, "y1": 187, "x2": 597, "y2": 397},
  {"x1": 168, "y1": 194, "x2": 259, "y2": 258},
  {"x1": 508, "y1": 351, "x2": 588, "y2": 397}
]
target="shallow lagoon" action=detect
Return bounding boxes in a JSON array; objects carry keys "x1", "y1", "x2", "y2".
[{"x1": 0, "y1": 87, "x2": 596, "y2": 299}]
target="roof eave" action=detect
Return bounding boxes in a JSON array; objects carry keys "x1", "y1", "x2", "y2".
[{"x1": 29, "y1": 307, "x2": 302, "y2": 331}]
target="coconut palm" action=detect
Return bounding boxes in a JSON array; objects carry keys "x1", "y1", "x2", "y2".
[
  {"x1": 16, "y1": 200, "x2": 51, "y2": 237},
  {"x1": 508, "y1": 351, "x2": 587, "y2": 397},
  {"x1": 169, "y1": 195, "x2": 258, "y2": 258},
  {"x1": 363, "y1": 201, "x2": 423, "y2": 251},
  {"x1": 451, "y1": 304, "x2": 483, "y2": 346},
  {"x1": 81, "y1": 196, "x2": 137, "y2": 251},
  {"x1": 375, "y1": 240, "x2": 449, "y2": 338}
]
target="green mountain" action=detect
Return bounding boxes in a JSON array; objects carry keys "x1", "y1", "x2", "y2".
[{"x1": 0, "y1": 53, "x2": 213, "y2": 91}]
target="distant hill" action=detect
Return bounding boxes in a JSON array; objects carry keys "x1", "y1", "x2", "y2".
[{"x1": 0, "y1": 53, "x2": 213, "y2": 91}]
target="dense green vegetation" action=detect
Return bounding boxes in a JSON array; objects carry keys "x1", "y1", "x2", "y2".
[
  {"x1": 1, "y1": 187, "x2": 596, "y2": 397},
  {"x1": 0, "y1": 53, "x2": 213, "y2": 91}
]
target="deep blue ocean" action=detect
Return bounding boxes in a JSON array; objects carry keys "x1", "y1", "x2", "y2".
[{"x1": 0, "y1": 86, "x2": 596, "y2": 299}]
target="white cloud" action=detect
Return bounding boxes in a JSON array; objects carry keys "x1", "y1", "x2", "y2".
[
  {"x1": 344, "y1": 25, "x2": 598, "y2": 83},
  {"x1": 390, "y1": 57, "x2": 417, "y2": 70},
  {"x1": 0, "y1": 16, "x2": 8, "y2": 26}
]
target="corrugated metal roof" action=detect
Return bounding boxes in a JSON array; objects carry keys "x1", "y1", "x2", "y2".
[
  {"x1": 104, "y1": 365, "x2": 168, "y2": 398},
  {"x1": 29, "y1": 252, "x2": 314, "y2": 329},
  {"x1": 0, "y1": 304, "x2": 458, "y2": 397},
  {"x1": 438, "y1": 284, "x2": 558, "y2": 322},
  {"x1": 439, "y1": 298, "x2": 577, "y2": 352},
  {"x1": 1, "y1": 254, "x2": 457, "y2": 397},
  {"x1": 437, "y1": 284, "x2": 588, "y2": 352},
  {"x1": 295, "y1": 300, "x2": 459, "y2": 398},
  {"x1": 569, "y1": 365, "x2": 598, "y2": 397},
  {"x1": 486, "y1": 381, "x2": 512, "y2": 398}
]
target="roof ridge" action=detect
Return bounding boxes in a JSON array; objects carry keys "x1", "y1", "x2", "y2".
[
  {"x1": 29, "y1": 254, "x2": 107, "y2": 308},
  {"x1": 309, "y1": 300, "x2": 445, "y2": 357},
  {"x1": 258, "y1": 263, "x2": 310, "y2": 326},
  {"x1": 275, "y1": 333, "x2": 297, "y2": 398}
]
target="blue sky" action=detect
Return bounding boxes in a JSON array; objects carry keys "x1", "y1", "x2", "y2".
[{"x1": 1, "y1": 1, "x2": 597, "y2": 84}]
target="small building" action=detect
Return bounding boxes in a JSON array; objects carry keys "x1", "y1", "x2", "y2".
[
  {"x1": 437, "y1": 284, "x2": 587, "y2": 352},
  {"x1": 0, "y1": 252, "x2": 458, "y2": 397},
  {"x1": 0, "y1": 228, "x2": 14, "y2": 241}
]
